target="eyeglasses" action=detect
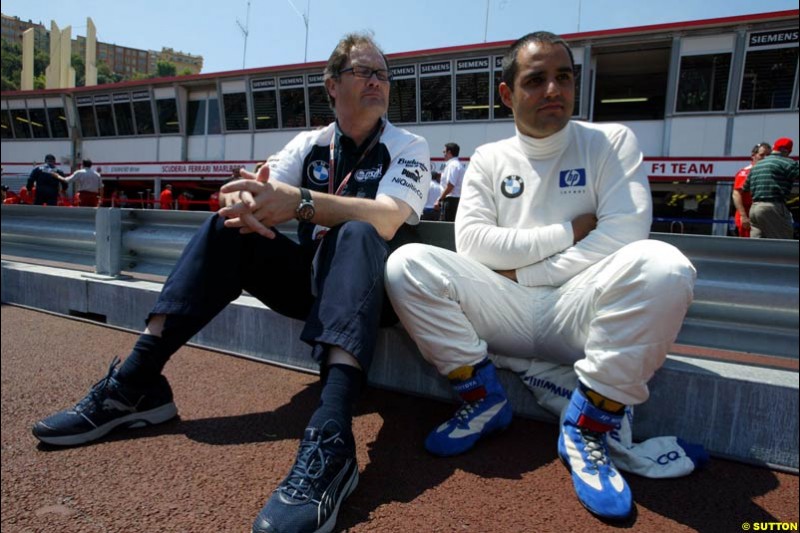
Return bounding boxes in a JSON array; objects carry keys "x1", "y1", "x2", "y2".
[{"x1": 339, "y1": 66, "x2": 392, "y2": 82}]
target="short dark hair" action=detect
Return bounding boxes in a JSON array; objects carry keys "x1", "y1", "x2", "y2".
[
  {"x1": 82, "y1": 159, "x2": 92, "y2": 167},
  {"x1": 445, "y1": 143, "x2": 460, "y2": 157},
  {"x1": 323, "y1": 32, "x2": 389, "y2": 109},
  {"x1": 44, "y1": 154, "x2": 56, "y2": 162},
  {"x1": 501, "y1": 31, "x2": 575, "y2": 90},
  {"x1": 751, "y1": 142, "x2": 771, "y2": 156}
]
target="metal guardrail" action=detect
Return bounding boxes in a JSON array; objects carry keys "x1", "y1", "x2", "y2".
[
  {"x1": 2, "y1": 204, "x2": 798, "y2": 359},
  {"x1": 1, "y1": 206, "x2": 226, "y2": 276}
]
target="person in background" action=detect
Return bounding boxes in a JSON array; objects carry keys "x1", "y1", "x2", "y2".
[
  {"x1": 65, "y1": 159, "x2": 104, "y2": 207},
  {"x1": 422, "y1": 171, "x2": 443, "y2": 220},
  {"x1": 57, "y1": 190, "x2": 74, "y2": 207},
  {"x1": 435, "y1": 143, "x2": 466, "y2": 221},
  {"x1": 732, "y1": 143, "x2": 770, "y2": 237},
  {"x1": 386, "y1": 31, "x2": 696, "y2": 521},
  {"x1": 27, "y1": 154, "x2": 67, "y2": 206},
  {"x1": 159, "y1": 184, "x2": 174, "y2": 210},
  {"x1": 208, "y1": 190, "x2": 221, "y2": 212},
  {"x1": 4, "y1": 186, "x2": 21, "y2": 204},
  {"x1": 18, "y1": 185, "x2": 32, "y2": 204},
  {"x1": 743, "y1": 137, "x2": 799, "y2": 239},
  {"x1": 177, "y1": 191, "x2": 191, "y2": 211}
]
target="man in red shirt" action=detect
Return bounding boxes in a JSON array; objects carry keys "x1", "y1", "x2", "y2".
[
  {"x1": 159, "y1": 184, "x2": 174, "y2": 209},
  {"x1": 177, "y1": 192, "x2": 192, "y2": 210},
  {"x1": 19, "y1": 186, "x2": 32, "y2": 204},
  {"x1": 732, "y1": 142, "x2": 770, "y2": 237},
  {"x1": 208, "y1": 191, "x2": 220, "y2": 212}
]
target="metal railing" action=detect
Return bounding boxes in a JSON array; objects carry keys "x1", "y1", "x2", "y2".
[{"x1": 2, "y1": 204, "x2": 798, "y2": 359}]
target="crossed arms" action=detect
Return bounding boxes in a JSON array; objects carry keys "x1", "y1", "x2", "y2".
[{"x1": 457, "y1": 127, "x2": 652, "y2": 287}]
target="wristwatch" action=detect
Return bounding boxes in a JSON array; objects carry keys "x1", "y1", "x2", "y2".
[{"x1": 295, "y1": 187, "x2": 315, "y2": 222}]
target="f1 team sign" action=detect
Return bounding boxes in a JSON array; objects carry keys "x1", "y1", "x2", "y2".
[{"x1": 645, "y1": 158, "x2": 751, "y2": 182}]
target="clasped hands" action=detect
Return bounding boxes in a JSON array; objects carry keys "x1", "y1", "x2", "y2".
[{"x1": 217, "y1": 164, "x2": 300, "y2": 239}]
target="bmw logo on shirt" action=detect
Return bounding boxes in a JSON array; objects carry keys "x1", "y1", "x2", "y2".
[
  {"x1": 308, "y1": 160, "x2": 330, "y2": 186},
  {"x1": 501, "y1": 175, "x2": 524, "y2": 198}
]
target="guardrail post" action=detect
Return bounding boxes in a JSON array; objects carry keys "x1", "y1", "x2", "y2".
[
  {"x1": 95, "y1": 208, "x2": 122, "y2": 277},
  {"x1": 712, "y1": 182, "x2": 733, "y2": 236}
]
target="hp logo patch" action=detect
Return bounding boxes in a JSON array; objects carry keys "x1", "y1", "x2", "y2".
[
  {"x1": 559, "y1": 168, "x2": 586, "y2": 188},
  {"x1": 308, "y1": 160, "x2": 330, "y2": 186},
  {"x1": 501, "y1": 175, "x2": 524, "y2": 198}
]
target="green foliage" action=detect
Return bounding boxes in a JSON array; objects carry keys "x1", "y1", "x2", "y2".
[
  {"x1": 1, "y1": 75, "x2": 19, "y2": 91},
  {"x1": 1, "y1": 38, "x2": 135, "y2": 89},
  {"x1": 2, "y1": 40, "x2": 22, "y2": 89},
  {"x1": 71, "y1": 53, "x2": 85, "y2": 86},
  {"x1": 97, "y1": 61, "x2": 122, "y2": 84},
  {"x1": 2, "y1": 40, "x2": 22, "y2": 71},
  {"x1": 155, "y1": 60, "x2": 176, "y2": 78},
  {"x1": 2, "y1": 37, "x2": 198, "y2": 90},
  {"x1": 33, "y1": 47, "x2": 48, "y2": 75},
  {"x1": 1, "y1": 39, "x2": 51, "y2": 89}
]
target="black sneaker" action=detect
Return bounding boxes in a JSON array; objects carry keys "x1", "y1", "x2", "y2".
[
  {"x1": 252, "y1": 420, "x2": 358, "y2": 533},
  {"x1": 32, "y1": 357, "x2": 178, "y2": 446}
]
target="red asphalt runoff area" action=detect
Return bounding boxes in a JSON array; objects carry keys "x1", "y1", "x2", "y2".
[{"x1": 1, "y1": 304, "x2": 798, "y2": 533}]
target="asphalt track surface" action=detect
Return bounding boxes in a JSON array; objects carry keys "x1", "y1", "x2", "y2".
[{"x1": 1, "y1": 305, "x2": 797, "y2": 533}]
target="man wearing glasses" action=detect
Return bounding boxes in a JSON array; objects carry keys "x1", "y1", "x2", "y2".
[{"x1": 33, "y1": 33, "x2": 430, "y2": 533}]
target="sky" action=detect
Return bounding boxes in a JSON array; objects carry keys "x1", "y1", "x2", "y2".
[{"x1": 3, "y1": 0, "x2": 797, "y2": 75}]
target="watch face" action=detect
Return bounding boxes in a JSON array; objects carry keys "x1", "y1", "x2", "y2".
[{"x1": 297, "y1": 203, "x2": 315, "y2": 221}]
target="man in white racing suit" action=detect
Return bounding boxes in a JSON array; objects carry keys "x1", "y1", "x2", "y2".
[{"x1": 385, "y1": 31, "x2": 696, "y2": 521}]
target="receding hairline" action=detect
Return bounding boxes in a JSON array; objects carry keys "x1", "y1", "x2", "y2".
[
  {"x1": 517, "y1": 41, "x2": 573, "y2": 67},
  {"x1": 348, "y1": 43, "x2": 388, "y2": 67},
  {"x1": 501, "y1": 32, "x2": 575, "y2": 89}
]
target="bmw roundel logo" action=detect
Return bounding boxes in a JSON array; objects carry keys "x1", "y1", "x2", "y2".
[
  {"x1": 501, "y1": 175, "x2": 524, "y2": 198},
  {"x1": 308, "y1": 160, "x2": 330, "y2": 186}
]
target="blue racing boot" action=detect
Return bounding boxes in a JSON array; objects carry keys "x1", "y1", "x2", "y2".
[
  {"x1": 425, "y1": 358, "x2": 513, "y2": 457},
  {"x1": 558, "y1": 386, "x2": 633, "y2": 520}
]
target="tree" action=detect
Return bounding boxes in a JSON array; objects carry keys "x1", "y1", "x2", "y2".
[
  {"x1": 71, "y1": 53, "x2": 85, "y2": 86},
  {"x1": 97, "y1": 61, "x2": 121, "y2": 85},
  {"x1": 178, "y1": 67, "x2": 194, "y2": 76},
  {"x1": 1, "y1": 38, "x2": 163, "y2": 88},
  {"x1": 1, "y1": 39, "x2": 53, "y2": 89},
  {"x1": 1, "y1": 75, "x2": 19, "y2": 91},
  {"x1": 1, "y1": 40, "x2": 22, "y2": 89},
  {"x1": 33, "y1": 47, "x2": 48, "y2": 77},
  {"x1": 155, "y1": 60, "x2": 176, "y2": 78}
]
